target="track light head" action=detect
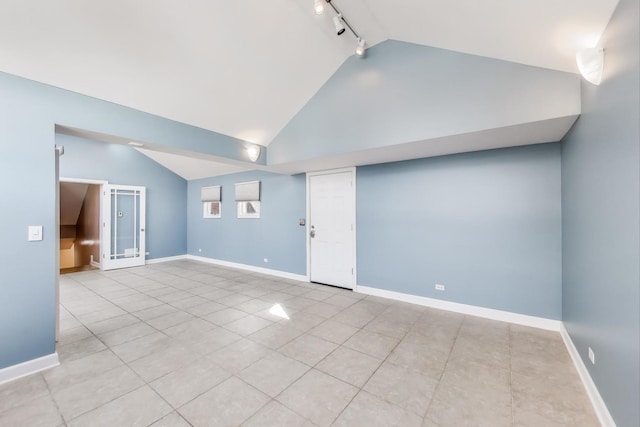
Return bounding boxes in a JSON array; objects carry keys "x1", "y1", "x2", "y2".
[
  {"x1": 333, "y1": 15, "x2": 345, "y2": 35},
  {"x1": 355, "y1": 38, "x2": 366, "y2": 56},
  {"x1": 314, "y1": 0, "x2": 325, "y2": 15}
]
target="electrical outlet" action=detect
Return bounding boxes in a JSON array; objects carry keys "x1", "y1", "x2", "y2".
[
  {"x1": 264, "y1": 258, "x2": 269, "y2": 263},
  {"x1": 588, "y1": 347, "x2": 595, "y2": 364},
  {"x1": 435, "y1": 284, "x2": 445, "y2": 291}
]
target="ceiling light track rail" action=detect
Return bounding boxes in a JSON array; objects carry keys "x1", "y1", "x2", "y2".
[
  {"x1": 327, "y1": 2, "x2": 359, "y2": 40},
  {"x1": 314, "y1": 0, "x2": 366, "y2": 56}
]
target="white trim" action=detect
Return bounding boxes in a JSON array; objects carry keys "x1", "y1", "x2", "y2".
[
  {"x1": 90, "y1": 259, "x2": 101, "y2": 269},
  {"x1": 186, "y1": 255, "x2": 308, "y2": 282},
  {"x1": 0, "y1": 353, "x2": 60, "y2": 386},
  {"x1": 55, "y1": 151, "x2": 61, "y2": 342},
  {"x1": 560, "y1": 325, "x2": 617, "y2": 427},
  {"x1": 59, "y1": 177, "x2": 108, "y2": 185},
  {"x1": 356, "y1": 285, "x2": 561, "y2": 331},
  {"x1": 306, "y1": 167, "x2": 357, "y2": 289},
  {"x1": 146, "y1": 255, "x2": 188, "y2": 265}
]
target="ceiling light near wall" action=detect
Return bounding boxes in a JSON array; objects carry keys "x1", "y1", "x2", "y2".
[
  {"x1": 246, "y1": 145, "x2": 261, "y2": 162},
  {"x1": 314, "y1": 0, "x2": 325, "y2": 15},
  {"x1": 576, "y1": 48, "x2": 604, "y2": 85}
]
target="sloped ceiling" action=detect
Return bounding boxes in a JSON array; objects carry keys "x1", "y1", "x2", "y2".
[
  {"x1": 0, "y1": 0, "x2": 618, "y2": 178},
  {"x1": 134, "y1": 148, "x2": 251, "y2": 181},
  {"x1": 59, "y1": 182, "x2": 89, "y2": 226},
  {"x1": 268, "y1": 40, "x2": 582, "y2": 173}
]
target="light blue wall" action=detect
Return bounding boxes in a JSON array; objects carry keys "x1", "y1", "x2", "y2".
[
  {"x1": 0, "y1": 120, "x2": 56, "y2": 370},
  {"x1": 58, "y1": 134, "x2": 187, "y2": 260},
  {"x1": 188, "y1": 144, "x2": 563, "y2": 322},
  {"x1": 357, "y1": 143, "x2": 562, "y2": 319},
  {"x1": 268, "y1": 40, "x2": 579, "y2": 165},
  {"x1": 187, "y1": 171, "x2": 306, "y2": 275},
  {"x1": 561, "y1": 0, "x2": 640, "y2": 425},
  {"x1": 0, "y1": 71, "x2": 252, "y2": 370}
]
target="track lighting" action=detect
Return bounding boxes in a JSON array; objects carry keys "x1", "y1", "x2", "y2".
[
  {"x1": 313, "y1": 0, "x2": 366, "y2": 57},
  {"x1": 355, "y1": 38, "x2": 366, "y2": 56},
  {"x1": 314, "y1": 0, "x2": 325, "y2": 15},
  {"x1": 333, "y1": 15, "x2": 345, "y2": 35}
]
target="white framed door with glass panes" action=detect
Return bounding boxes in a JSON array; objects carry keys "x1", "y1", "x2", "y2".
[{"x1": 102, "y1": 184, "x2": 146, "y2": 270}]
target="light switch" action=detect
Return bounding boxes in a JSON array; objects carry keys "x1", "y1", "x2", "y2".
[{"x1": 28, "y1": 226, "x2": 43, "y2": 241}]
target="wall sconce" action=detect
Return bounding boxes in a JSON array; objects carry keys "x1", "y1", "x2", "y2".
[
  {"x1": 246, "y1": 144, "x2": 261, "y2": 162},
  {"x1": 576, "y1": 48, "x2": 604, "y2": 86}
]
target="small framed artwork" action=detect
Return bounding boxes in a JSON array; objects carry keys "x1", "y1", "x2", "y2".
[
  {"x1": 203, "y1": 201, "x2": 221, "y2": 218},
  {"x1": 237, "y1": 201, "x2": 260, "y2": 219}
]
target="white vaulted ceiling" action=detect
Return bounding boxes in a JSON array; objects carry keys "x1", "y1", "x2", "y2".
[{"x1": 0, "y1": 0, "x2": 618, "y2": 177}]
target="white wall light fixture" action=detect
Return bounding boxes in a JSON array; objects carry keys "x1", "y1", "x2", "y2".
[
  {"x1": 313, "y1": 0, "x2": 366, "y2": 57},
  {"x1": 246, "y1": 144, "x2": 261, "y2": 162},
  {"x1": 576, "y1": 48, "x2": 604, "y2": 86}
]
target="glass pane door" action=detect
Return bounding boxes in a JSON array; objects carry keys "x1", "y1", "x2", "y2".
[{"x1": 103, "y1": 185, "x2": 146, "y2": 270}]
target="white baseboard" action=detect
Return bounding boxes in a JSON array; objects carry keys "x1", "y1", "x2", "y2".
[
  {"x1": 186, "y1": 255, "x2": 309, "y2": 282},
  {"x1": 90, "y1": 260, "x2": 101, "y2": 269},
  {"x1": 0, "y1": 353, "x2": 60, "y2": 386},
  {"x1": 356, "y1": 285, "x2": 562, "y2": 331},
  {"x1": 146, "y1": 255, "x2": 188, "y2": 265},
  {"x1": 560, "y1": 325, "x2": 616, "y2": 427}
]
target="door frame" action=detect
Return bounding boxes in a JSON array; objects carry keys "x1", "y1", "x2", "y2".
[
  {"x1": 305, "y1": 167, "x2": 357, "y2": 290},
  {"x1": 102, "y1": 184, "x2": 147, "y2": 270}
]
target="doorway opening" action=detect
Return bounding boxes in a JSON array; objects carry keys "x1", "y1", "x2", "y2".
[{"x1": 59, "y1": 179, "x2": 104, "y2": 274}]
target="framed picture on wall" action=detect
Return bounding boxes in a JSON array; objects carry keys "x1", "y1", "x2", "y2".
[
  {"x1": 203, "y1": 201, "x2": 221, "y2": 218},
  {"x1": 237, "y1": 201, "x2": 260, "y2": 219}
]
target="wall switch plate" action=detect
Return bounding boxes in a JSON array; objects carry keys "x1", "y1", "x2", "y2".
[
  {"x1": 28, "y1": 226, "x2": 43, "y2": 241},
  {"x1": 435, "y1": 284, "x2": 445, "y2": 291},
  {"x1": 588, "y1": 347, "x2": 595, "y2": 364},
  {"x1": 263, "y1": 258, "x2": 269, "y2": 263}
]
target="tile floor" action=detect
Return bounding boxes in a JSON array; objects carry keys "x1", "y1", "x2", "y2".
[{"x1": 0, "y1": 260, "x2": 599, "y2": 426}]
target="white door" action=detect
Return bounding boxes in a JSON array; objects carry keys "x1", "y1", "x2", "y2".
[
  {"x1": 102, "y1": 184, "x2": 146, "y2": 270},
  {"x1": 308, "y1": 170, "x2": 356, "y2": 289}
]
